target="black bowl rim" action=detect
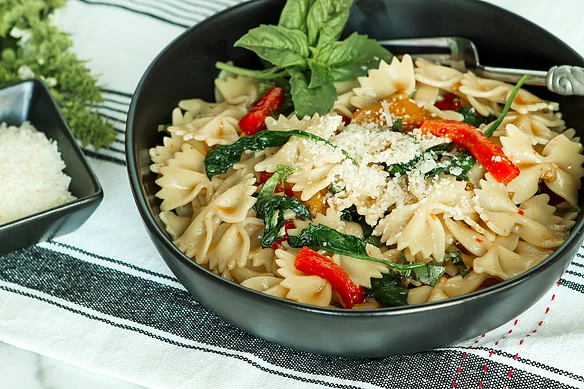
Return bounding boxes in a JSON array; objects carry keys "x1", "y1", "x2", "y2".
[
  {"x1": 0, "y1": 78, "x2": 104, "y2": 231},
  {"x1": 126, "y1": 0, "x2": 584, "y2": 317}
]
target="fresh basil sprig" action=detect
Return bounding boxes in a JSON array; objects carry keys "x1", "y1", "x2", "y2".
[
  {"x1": 288, "y1": 224, "x2": 444, "y2": 283},
  {"x1": 216, "y1": 0, "x2": 393, "y2": 118},
  {"x1": 204, "y1": 130, "x2": 357, "y2": 179}
]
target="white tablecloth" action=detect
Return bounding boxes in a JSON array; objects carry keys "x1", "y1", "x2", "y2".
[{"x1": 1, "y1": 0, "x2": 584, "y2": 388}]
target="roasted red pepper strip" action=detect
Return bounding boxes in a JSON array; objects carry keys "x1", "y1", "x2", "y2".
[
  {"x1": 238, "y1": 87, "x2": 284, "y2": 135},
  {"x1": 420, "y1": 119, "x2": 520, "y2": 184},
  {"x1": 435, "y1": 93, "x2": 462, "y2": 111},
  {"x1": 294, "y1": 246, "x2": 364, "y2": 309}
]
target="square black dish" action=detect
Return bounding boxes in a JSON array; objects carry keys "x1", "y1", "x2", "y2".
[{"x1": 0, "y1": 78, "x2": 103, "y2": 255}]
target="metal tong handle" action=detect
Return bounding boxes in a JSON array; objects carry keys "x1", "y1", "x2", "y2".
[
  {"x1": 477, "y1": 65, "x2": 584, "y2": 96},
  {"x1": 378, "y1": 38, "x2": 584, "y2": 96}
]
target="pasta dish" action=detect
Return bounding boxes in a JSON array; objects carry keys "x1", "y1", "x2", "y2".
[{"x1": 148, "y1": 1, "x2": 583, "y2": 309}]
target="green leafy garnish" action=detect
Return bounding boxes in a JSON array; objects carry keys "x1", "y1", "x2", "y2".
[
  {"x1": 484, "y1": 74, "x2": 530, "y2": 137},
  {"x1": 0, "y1": 0, "x2": 116, "y2": 149},
  {"x1": 216, "y1": 0, "x2": 393, "y2": 119},
  {"x1": 340, "y1": 205, "x2": 373, "y2": 238},
  {"x1": 365, "y1": 273, "x2": 409, "y2": 307},
  {"x1": 204, "y1": 129, "x2": 357, "y2": 179},
  {"x1": 385, "y1": 153, "x2": 422, "y2": 176},
  {"x1": 392, "y1": 118, "x2": 403, "y2": 132},
  {"x1": 455, "y1": 104, "x2": 497, "y2": 127},
  {"x1": 258, "y1": 164, "x2": 301, "y2": 199},
  {"x1": 254, "y1": 196, "x2": 311, "y2": 248},
  {"x1": 406, "y1": 262, "x2": 445, "y2": 286},
  {"x1": 288, "y1": 224, "x2": 443, "y2": 280},
  {"x1": 424, "y1": 151, "x2": 476, "y2": 181},
  {"x1": 445, "y1": 249, "x2": 469, "y2": 278}
]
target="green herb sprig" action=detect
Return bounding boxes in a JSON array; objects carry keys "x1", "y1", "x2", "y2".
[
  {"x1": 0, "y1": 0, "x2": 116, "y2": 149},
  {"x1": 216, "y1": 0, "x2": 393, "y2": 119}
]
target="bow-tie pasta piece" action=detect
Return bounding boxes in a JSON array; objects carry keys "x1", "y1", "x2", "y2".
[
  {"x1": 351, "y1": 54, "x2": 416, "y2": 109},
  {"x1": 155, "y1": 144, "x2": 214, "y2": 212},
  {"x1": 175, "y1": 173, "x2": 257, "y2": 261},
  {"x1": 275, "y1": 248, "x2": 333, "y2": 307},
  {"x1": 214, "y1": 75, "x2": 259, "y2": 106},
  {"x1": 414, "y1": 58, "x2": 464, "y2": 94},
  {"x1": 501, "y1": 124, "x2": 584, "y2": 205},
  {"x1": 375, "y1": 177, "x2": 474, "y2": 261},
  {"x1": 460, "y1": 72, "x2": 557, "y2": 115},
  {"x1": 428, "y1": 271, "x2": 490, "y2": 302},
  {"x1": 491, "y1": 111, "x2": 565, "y2": 145},
  {"x1": 473, "y1": 180, "x2": 568, "y2": 248},
  {"x1": 206, "y1": 216, "x2": 265, "y2": 279},
  {"x1": 473, "y1": 236, "x2": 550, "y2": 281}
]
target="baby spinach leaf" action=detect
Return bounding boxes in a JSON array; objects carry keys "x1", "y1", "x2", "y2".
[
  {"x1": 254, "y1": 195, "x2": 311, "y2": 248},
  {"x1": 455, "y1": 104, "x2": 497, "y2": 128},
  {"x1": 366, "y1": 273, "x2": 409, "y2": 307},
  {"x1": 407, "y1": 262, "x2": 445, "y2": 287},
  {"x1": 255, "y1": 196, "x2": 311, "y2": 220},
  {"x1": 424, "y1": 151, "x2": 475, "y2": 181},
  {"x1": 340, "y1": 205, "x2": 373, "y2": 238},
  {"x1": 445, "y1": 249, "x2": 469, "y2": 278},
  {"x1": 235, "y1": 25, "x2": 310, "y2": 69},
  {"x1": 204, "y1": 129, "x2": 357, "y2": 179},
  {"x1": 288, "y1": 224, "x2": 435, "y2": 275},
  {"x1": 385, "y1": 152, "x2": 422, "y2": 176}
]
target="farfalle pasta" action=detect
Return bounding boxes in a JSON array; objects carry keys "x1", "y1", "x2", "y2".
[{"x1": 150, "y1": 54, "x2": 583, "y2": 309}]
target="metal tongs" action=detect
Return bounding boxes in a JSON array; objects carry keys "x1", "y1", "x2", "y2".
[{"x1": 378, "y1": 36, "x2": 584, "y2": 96}]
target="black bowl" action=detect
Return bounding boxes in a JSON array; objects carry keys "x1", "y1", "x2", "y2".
[
  {"x1": 127, "y1": 0, "x2": 584, "y2": 357},
  {"x1": 0, "y1": 79, "x2": 103, "y2": 255}
]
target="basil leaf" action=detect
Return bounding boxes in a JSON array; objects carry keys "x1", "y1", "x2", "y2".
[
  {"x1": 306, "y1": 0, "x2": 352, "y2": 46},
  {"x1": 316, "y1": 32, "x2": 393, "y2": 81},
  {"x1": 235, "y1": 25, "x2": 310, "y2": 69},
  {"x1": 288, "y1": 224, "x2": 433, "y2": 274},
  {"x1": 366, "y1": 273, "x2": 409, "y2": 307},
  {"x1": 307, "y1": 59, "x2": 329, "y2": 89},
  {"x1": 289, "y1": 68, "x2": 338, "y2": 118},
  {"x1": 278, "y1": 0, "x2": 315, "y2": 33}
]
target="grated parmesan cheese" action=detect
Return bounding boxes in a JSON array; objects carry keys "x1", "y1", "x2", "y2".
[{"x1": 0, "y1": 122, "x2": 76, "y2": 225}]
